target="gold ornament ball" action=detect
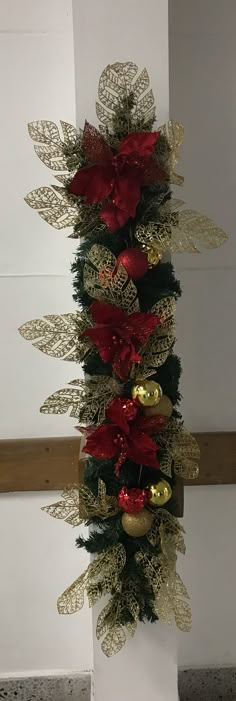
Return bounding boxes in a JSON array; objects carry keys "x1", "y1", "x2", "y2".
[
  {"x1": 148, "y1": 480, "x2": 172, "y2": 507},
  {"x1": 141, "y1": 244, "x2": 162, "y2": 267},
  {"x1": 144, "y1": 394, "x2": 173, "y2": 418},
  {"x1": 121, "y1": 509, "x2": 154, "y2": 537},
  {"x1": 131, "y1": 380, "x2": 163, "y2": 407},
  {"x1": 147, "y1": 248, "x2": 162, "y2": 267}
]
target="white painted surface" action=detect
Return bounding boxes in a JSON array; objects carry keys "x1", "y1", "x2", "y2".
[
  {"x1": 0, "y1": 0, "x2": 92, "y2": 676},
  {"x1": 178, "y1": 485, "x2": 236, "y2": 668},
  {"x1": 93, "y1": 610, "x2": 177, "y2": 701},
  {"x1": 0, "y1": 492, "x2": 91, "y2": 674},
  {"x1": 169, "y1": 0, "x2": 236, "y2": 667}
]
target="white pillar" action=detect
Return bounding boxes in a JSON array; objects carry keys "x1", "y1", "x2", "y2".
[
  {"x1": 73, "y1": 2, "x2": 178, "y2": 699},
  {"x1": 92, "y1": 600, "x2": 177, "y2": 701}
]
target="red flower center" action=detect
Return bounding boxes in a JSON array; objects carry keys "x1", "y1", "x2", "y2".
[
  {"x1": 112, "y1": 333, "x2": 124, "y2": 346},
  {"x1": 113, "y1": 432, "x2": 125, "y2": 446}
]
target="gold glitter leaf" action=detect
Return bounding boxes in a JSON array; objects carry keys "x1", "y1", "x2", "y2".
[
  {"x1": 135, "y1": 199, "x2": 228, "y2": 253},
  {"x1": 40, "y1": 382, "x2": 83, "y2": 418},
  {"x1": 101, "y1": 626, "x2": 126, "y2": 658},
  {"x1": 126, "y1": 620, "x2": 137, "y2": 637},
  {"x1": 42, "y1": 487, "x2": 81, "y2": 527},
  {"x1": 79, "y1": 480, "x2": 118, "y2": 521},
  {"x1": 28, "y1": 120, "x2": 62, "y2": 145},
  {"x1": 57, "y1": 544, "x2": 126, "y2": 616},
  {"x1": 58, "y1": 572, "x2": 86, "y2": 614},
  {"x1": 19, "y1": 311, "x2": 91, "y2": 361},
  {"x1": 160, "y1": 120, "x2": 184, "y2": 184},
  {"x1": 96, "y1": 62, "x2": 155, "y2": 132},
  {"x1": 158, "y1": 419, "x2": 200, "y2": 481},
  {"x1": 174, "y1": 598, "x2": 192, "y2": 632},
  {"x1": 60, "y1": 121, "x2": 78, "y2": 146},
  {"x1": 34, "y1": 144, "x2": 68, "y2": 171},
  {"x1": 42, "y1": 481, "x2": 118, "y2": 526},
  {"x1": 25, "y1": 186, "x2": 78, "y2": 229},
  {"x1": 28, "y1": 119, "x2": 82, "y2": 171},
  {"x1": 84, "y1": 244, "x2": 139, "y2": 312},
  {"x1": 96, "y1": 599, "x2": 116, "y2": 640},
  {"x1": 40, "y1": 375, "x2": 120, "y2": 423},
  {"x1": 135, "y1": 295, "x2": 176, "y2": 378}
]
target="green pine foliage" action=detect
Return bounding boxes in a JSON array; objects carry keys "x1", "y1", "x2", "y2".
[{"x1": 72, "y1": 98, "x2": 182, "y2": 623}]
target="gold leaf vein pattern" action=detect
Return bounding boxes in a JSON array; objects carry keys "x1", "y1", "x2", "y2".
[
  {"x1": 28, "y1": 120, "x2": 83, "y2": 171},
  {"x1": 135, "y1": 198, "x2": 228, "y2": 253},
  {"x1": 42, "y1": 480, "x2": 118, "y2": 525},
  {"x1": 25, "y1": 186, "x2": 79, "y2": 229},
  {"x1": 96, "y1": 62, "x2": 155, "y2": 133},
  {"x1": 136, "y1": 509, "x2": 191, "y2": 632},
  {"x1": 57, "y1": 543, "x2": 126, "y2": 615},
  {"x1": 40, "y1": 376, "x2": 121, "y2": 424},
  {"x1": 158, "y1": 418, "x2": 200, "y2": 480},
  {"x1": 135, "y1": 296, "x2": 176, "y2": 379},
  {"x1": 18, "y1": 311, "x2": 92, "y2": 362},
  {"x1": 160, "y1": 120, "x2": 184, "y2": 184},
  {"x1": 83, "y1": 244, "x2": 139, "y2": 312}
]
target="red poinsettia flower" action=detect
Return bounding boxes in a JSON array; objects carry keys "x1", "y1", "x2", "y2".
[
  {"x1": 68, "y1": 122, "x2": 162, "y2": 232},
  {"x1": 81, "y1": 300, "x2": 160, "y2": 380},
  {"x1": 80, "y1": 397, "x2": 168, "y2": 475}
]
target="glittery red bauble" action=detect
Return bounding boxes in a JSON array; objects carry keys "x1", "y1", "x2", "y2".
[
  {"x1": 121, "y1": 398, "x2": 138, "y2": 421},
  {"x1": 116, "y1": 248, "x2": 149, "y2": 280},
  {"x1": 118, "y1": 487, "x2": 150, "y2": 514}
]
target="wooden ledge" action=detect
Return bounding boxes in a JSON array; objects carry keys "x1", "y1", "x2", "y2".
[{"x1": 0, "y1": 432, "x2": 235, "y2": 493}]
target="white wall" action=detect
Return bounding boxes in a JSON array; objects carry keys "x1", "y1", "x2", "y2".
[
  {"x1": 0, "y1": 0, "x2": 171, "y2": 679},
  {"x1": 169, "y1": 0, "x2": 236, "y2": 667},
  {"x1": 1, "y1": 0, "x2": 235, "y2": 678},
  {"x1": 0, "y1": 0, "x2": 92, "y2": 675}
]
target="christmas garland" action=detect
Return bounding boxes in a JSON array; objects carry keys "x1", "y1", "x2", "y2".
[{"x1": 19, "y1": 62, "x2": 227, "y2": 657}]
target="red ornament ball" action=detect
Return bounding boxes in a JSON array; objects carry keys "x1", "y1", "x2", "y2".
[
  {"x1": 118, "y1": 486, "x2": 150, "y2": 514},
  {"x1": 116, "y1": 248, "x2": 149, "y2": 280},
  {"x1": 121, "y1": 398, "x2": 138, "y2": 421}
]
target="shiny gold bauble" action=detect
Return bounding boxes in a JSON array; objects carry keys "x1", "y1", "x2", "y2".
[
  {"x1": 141, "y1": 244, "x2": 162, "y2": 267},
  {"x1": 144, "y1": 394, "x2": 173, "y2": 418},
  {"x1": 121, "y1": 509, "x2": 154, "y2": 537},
  {"x1": 131, "y1": 380, "x2": 163, "y2": 407},
  {"x1": 147, "y1": 248, "x2": 162, "y2": 266},
  {"x1": 148, "y1": 480, "x2": 172, "y2": 507}
]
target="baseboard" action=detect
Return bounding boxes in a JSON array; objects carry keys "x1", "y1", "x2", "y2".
[
  {"x1": 1, "y1": 667, "x2": 236, "y2": 700},
  {"x1": 178, "y1": 667, "x2": 236, "y2": 700},
  {"x1": 0, "y1": 672, "x2": 91, "y2": 700}
]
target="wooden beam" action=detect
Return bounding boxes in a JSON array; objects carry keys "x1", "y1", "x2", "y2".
[
  {"x1": 187, "y1": 432, "x2": 236, "y2": 486},
  {"x1": 0, "y1": 436, "x2": 82, "y2": 492},
  {"x1": 0, "y1": 432, "x2": 235, "y2": 493}
]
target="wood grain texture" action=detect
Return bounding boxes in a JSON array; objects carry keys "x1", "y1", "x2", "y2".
[
  {"x1": 187, "y1": 432, "x2": 236, "y2": 486},
  {"x1": 0, "y1": 432, "x2": 235, "y2": 493},
  {"x1": 0, "y1": 437, "x2": 82, "y2": 492}
]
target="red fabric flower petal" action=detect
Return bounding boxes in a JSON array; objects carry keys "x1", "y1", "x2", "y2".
[
  {"x1": 68, "y1": 164, "x2": 114, "y2": 203},
  {"x1": 118, "y1": 131, "x2": 160, "y2": 158},
  {"x1": 100, "y1": 202, "x2": 131, "y2": 232},
  {"x1": 128, "y1": 429, "x2": 160, "y2": 469},
  {"x1": 90, "y1": 301, "x2": 126, "y2": 326},
  {"x1": 112, "y1": 173, "x2": 141, "y2": 218},
  {"x1": 134, "y1": 414, "x2": 169, "y2": 434},
  {"x1": 124, "y1": 312, "x2": 160, "y2": 345},
  {"x1": 82, "y1": 121, "x2": 113, "y2": 164},
  {"x1": 83, "y1": 424, "x2": 118, "y2": 459},
  {"x1": 106, "y1": 398, "x2": 130, "y2": 435},
  {"x1": 82, "y1": 325, "x2": 115, "y2": 364}
]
